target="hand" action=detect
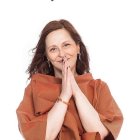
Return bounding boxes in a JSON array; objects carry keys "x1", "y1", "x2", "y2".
[
  {"x1": 68, "y1": 69, "x2": 82, "y2": 97},
  {"x1": 60, "y1": 57, "x2": 72, "y2": 101}
]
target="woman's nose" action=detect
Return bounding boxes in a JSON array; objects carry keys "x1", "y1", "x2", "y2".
[{"x1": 59, "y1": 49, "x2": 65, "y2": 57}]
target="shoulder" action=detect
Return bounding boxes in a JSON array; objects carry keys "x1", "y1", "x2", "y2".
[
  {"x1": 30, "y1": 73, "x2": 52, "y2": 84},
  {"x1": 31, "y1": 73, "x2": 44, "y2": 81},
  {"x1": 89, "y1": 77, "x2": 107, "y2": 90}
]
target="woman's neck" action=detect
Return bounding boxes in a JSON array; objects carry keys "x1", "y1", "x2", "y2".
[{"x1": 54, "y1": 70, "x2": 62, "y2": 79}]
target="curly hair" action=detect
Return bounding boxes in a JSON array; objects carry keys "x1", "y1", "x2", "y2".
[{"x1": 26, "y1": 19, "x2": 90, "y2": 79}]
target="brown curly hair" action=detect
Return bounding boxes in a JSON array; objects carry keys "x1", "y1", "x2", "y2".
[{"x1": 26, "y1": 19, "x2": 90, "y2": 79}]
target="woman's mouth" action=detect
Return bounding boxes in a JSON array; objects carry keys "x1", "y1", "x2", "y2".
[
  {"x1": 58, "y1": 60, "x2": 63, "y2": 63},
  {"x1": 57, "y1": 58, "x2": 70, "y2": 63}
]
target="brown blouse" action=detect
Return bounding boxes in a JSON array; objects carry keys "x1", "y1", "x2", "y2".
[{"x1": 16, "y1": 73, "x2": 123, "y2": 140}]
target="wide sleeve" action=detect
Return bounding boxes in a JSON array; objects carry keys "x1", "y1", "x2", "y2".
[
  {"x1": 96, "y1": 81, "x2": 123, "y2": 140},
  {"x1": 16, "y1": 82, "x2": 47, "y2": 140}
]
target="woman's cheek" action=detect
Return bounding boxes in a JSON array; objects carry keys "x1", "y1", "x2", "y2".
[
  {"x1": 49, "y1": 53, "x2": 58, "y2": 61},
  {"x1": 67, "y1": 48, "x2": 77, "y2": 55}
]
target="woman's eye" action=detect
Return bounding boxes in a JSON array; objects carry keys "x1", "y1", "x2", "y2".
[
  {"x1": 49, "y1": 48, "x2": 57, "y2": 52},
  {"x1": 64, "y1": 43, "x2": 70, "y2": 47}
]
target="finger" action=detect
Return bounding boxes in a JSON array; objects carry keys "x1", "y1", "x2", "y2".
[
  {"x1": 64, "y1": 56, "x2": 70, "y2": 70},
  {"x1": 67, "y1": 66, "x2": 71, "y2": 81},
  {"x1": 62, "y1": 58, "x2": 65, "y2": 76},
  {"x1": 62, "y1": 57, "x2": 68, "y2": 87},
  {"x1": 65, "y1": 58, "x2": 71, "y2": 82},
  {"x1": 65, "y1": 64, "x2": 72, "y2": 91},
  {"x1": 62, "y1": 60, "x2": 66, "y2": 83},
  {"x1": 63, "y1": 57, "x2": 67, "y2": 83},
  {"x1": 69, "y1": 68, "x2": 77, "y2": 86}
]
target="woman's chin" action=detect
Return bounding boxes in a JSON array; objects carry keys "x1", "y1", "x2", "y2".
[{"x1": 53, "y1": 66, "x2": 63, "y2": 72}]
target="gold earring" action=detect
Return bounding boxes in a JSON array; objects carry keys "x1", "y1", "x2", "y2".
[
  {"x1": 47, "y1": 59, "x2": 51, "y2": 68},
  {"x1": 78, "y1": 53, "x2": 81, "y2": 60}
]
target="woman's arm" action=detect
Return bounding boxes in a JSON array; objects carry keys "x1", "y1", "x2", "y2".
[
  {"x1": 68, "y1": 68, "x2": 108, "y2": 139},
  {"x1": 45, "y1": 94, "x2": 70, "y2": 140},
  {"x1": 46, "y1": 58, "x2": 72, "y2": 140},
  {"x1": 73, "y1": 91, "x2": 108, "y2": 139}
]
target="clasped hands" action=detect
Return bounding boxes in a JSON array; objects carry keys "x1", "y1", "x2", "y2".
[{"x1": 60, "y1": 56, "x2": 82, "y2": 101}]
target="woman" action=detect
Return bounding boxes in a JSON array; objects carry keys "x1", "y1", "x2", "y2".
[{"x1": 16, "y1": 19, "x2": 123, "y2": 140}]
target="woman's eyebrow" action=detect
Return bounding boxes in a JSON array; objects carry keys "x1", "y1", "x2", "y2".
[
  {"x1": 62, "y1": 40, "x2": 70, "y2": 44},
  {"x1": 47, "y1": 45, "x2": 57, "y2": 49}
]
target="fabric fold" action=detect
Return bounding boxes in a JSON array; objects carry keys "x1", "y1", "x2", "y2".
[
  {"x1": 81, "y1": 132, "x2": 101, "y2": 140},
  {"x1": 94, "y1": 81, "x2": 123, "y2": 139},
  {"x1": 16, "y1": 83, "x2": 47, "y2": 140}
]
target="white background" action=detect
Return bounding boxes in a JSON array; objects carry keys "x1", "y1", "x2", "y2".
[{"x1": 0, "y1": 0, "x2": 140, "y2": 139}]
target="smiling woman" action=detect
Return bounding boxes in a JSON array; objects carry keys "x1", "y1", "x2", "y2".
[
  {"x1": 45, "y1": 28, "x2": 80, "y2": 78},
  {"x1": 26, "y1": 20, "x2": 89, "y2": 79},
  {"x1": 16, "y1": 19, "x2": 123, "y2": 140}
]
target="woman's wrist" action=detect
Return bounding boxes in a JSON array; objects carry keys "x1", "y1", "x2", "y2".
[
  {"x1": 60, "y1": 93, "x2": 71, "y2": 103},
  {"x1": 57, "y1": 97, "x2": 70, "y2": 106}
]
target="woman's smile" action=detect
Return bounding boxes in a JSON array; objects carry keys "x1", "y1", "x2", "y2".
[{"x1": 57, "y1": 58, "x2": 70, "y2": 64}]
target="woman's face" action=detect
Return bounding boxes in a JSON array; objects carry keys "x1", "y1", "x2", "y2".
[{"x1": 45, "y1": 29, "x2": 80, "y2": 72}]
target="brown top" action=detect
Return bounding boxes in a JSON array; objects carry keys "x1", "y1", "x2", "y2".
[{"x1": 16, "y1": 73, "x2": 123, "y2": 140}]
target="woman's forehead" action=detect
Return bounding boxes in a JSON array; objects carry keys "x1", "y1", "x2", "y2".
[{"x1": 45, "y1": 29, "x2": 74, "y2": 46}]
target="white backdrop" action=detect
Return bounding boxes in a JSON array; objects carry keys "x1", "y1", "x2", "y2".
[{"x1": 0, "y1": 0, "x2": 140, "y2": 139}]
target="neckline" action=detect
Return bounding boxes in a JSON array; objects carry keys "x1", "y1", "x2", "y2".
[{"x1": 32, "y1": 72, "x2": 93, "y2": 84}]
